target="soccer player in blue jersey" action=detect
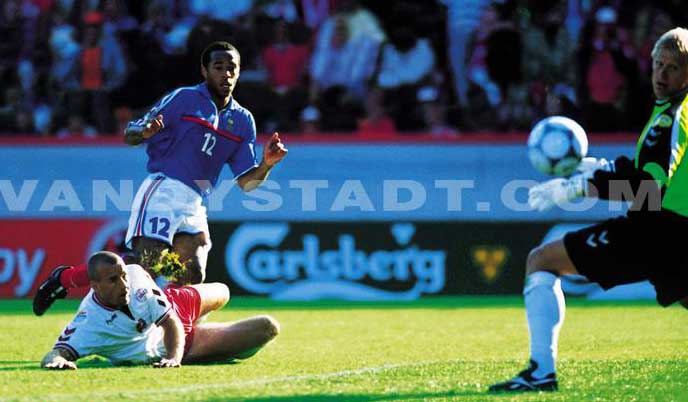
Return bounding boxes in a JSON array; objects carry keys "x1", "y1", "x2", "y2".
[{"x1": 33, "y1": 42, "x2": 288, "y2": 315}]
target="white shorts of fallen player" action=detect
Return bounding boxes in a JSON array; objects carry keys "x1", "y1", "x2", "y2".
[{"x1": 125, "y1": 173, "x2": 211, "y2": 249}]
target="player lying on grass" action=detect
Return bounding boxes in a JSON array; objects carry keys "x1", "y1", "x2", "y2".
[
  {"x1": 489, "y1": 27, "x2": 688, "y2": 393},
  {"x1": 41, "y1": 251, "x2": 279, "y2": 369}
]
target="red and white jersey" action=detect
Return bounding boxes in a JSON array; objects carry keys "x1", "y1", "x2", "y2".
[{"x1": 53, "y1": 264, "x2": 172, "y2": 365}]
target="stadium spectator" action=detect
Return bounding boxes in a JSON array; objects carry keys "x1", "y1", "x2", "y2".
[
  {"x1": 465, "y1": 3, "x2": 503, "y2": 108},
  {"x1": 262, "y1": 0, "x2": 299, "y2": 23},
  {"x1": 440, "y1": 0, "x2": 491, "y2": 107},
  {"x1": 418, "y1": 86, "x2": 457, "y2": 137},
  {"x1": 377, "y1": 28, "x2": 435, "y2": 90},
  {"x1": 263, "y1": 19, "x2": 309, "y2": 91},
  {"x1": 357, "y1": 87, "x2": 397, "y2": 136},
  {"x1": 0, "y1": 0, "x2": 24, "y2": 80},
  {"x1": 299, "y1": 104, "x2": 321, "y2": 133},
  {"x1": 261, "y1": 19, "x2": 310, "y2": 131},
  {"x1": 189, "y1": 0, "x2": 254, "y2": 22},
  {"x1": 13, "y1": 109, "x2": 37, "y2": 135},
  {"x1": 309, "y1": 16, "x2": 360, "y2": 95},
  {"x1": 58, "y1": 11, "x2": 128, "y2": 134},
  {"x1": 577, "y1": 6, "x2": 639, "y2": 132},
  {"x1": 41, "y1": 252, "x2": 279, "y2": 369},
  {"x1": 0, "y1": 87, "x2": 23, "y2": 134},
  {"x1": 56, "y1": 114, "x2": 97, "y2": 138},
  {"x1": 522, "y1": 5, "x2": 576, "y2": 102},
  {"x1": 299, "y1": 0, "x2": 332, "y2": 31},
  {"x1": 376, "y1": 24, "x2": 435, "y2": 132},
  {"x1": 311, "y1": 0, "x2": 384, "y2": 99}
]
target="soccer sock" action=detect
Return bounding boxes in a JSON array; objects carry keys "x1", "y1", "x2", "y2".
[
  {"x1": 59, "y1": 263, "x2": 90, "y2": 289},
  {"x1": 524, "y1": 271, "x2": 565, "y2": 378}
]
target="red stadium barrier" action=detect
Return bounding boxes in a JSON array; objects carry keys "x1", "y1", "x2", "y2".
[{"x1": 0, "y1": 219, "x2": 119, "y2": 298}]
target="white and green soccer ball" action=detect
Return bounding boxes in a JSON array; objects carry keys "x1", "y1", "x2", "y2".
[{"x1": 527, "y1": 116, "x2": 588, "y2": 176}]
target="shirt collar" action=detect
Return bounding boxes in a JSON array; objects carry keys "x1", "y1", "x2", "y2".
[
  {"x1": 199, "y1": 82, "x2": 238, "y2": 111},
  {"x1": 92, "y1": 292, "x2": 116, "y2": 311},
  {"x1": 655, "y1": 86, "x2": 688, "y2": 106}
]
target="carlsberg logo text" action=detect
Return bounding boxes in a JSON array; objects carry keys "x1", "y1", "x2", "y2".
[{"x1": 224, "y1": 223, "x2": 446, "y2": 300}]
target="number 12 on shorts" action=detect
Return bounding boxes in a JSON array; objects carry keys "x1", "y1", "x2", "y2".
[{"x1": 149, "y1": 217, "x2": 170, "y2": 237}]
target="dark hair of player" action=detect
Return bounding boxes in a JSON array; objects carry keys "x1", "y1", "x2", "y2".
[
  {"x1": 200, "y1": 41, "x2": 241, "y2": 69},
  {"x1": 87, "y1": 251, "x2": 119, "y2": 280}
]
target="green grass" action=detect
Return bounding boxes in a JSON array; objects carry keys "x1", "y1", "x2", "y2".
[{"x1": 0, "y1": 297, "x2": 686, "y2": 401}]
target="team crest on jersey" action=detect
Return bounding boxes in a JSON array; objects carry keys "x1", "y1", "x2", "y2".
[
  {"x1": 105, "y1": 313, "x2": 118, "y2": 325},
  {"x1": 654, "y1": 114, "x2": 673, "y2": 128},
  {"x1": 135, "y1": 288, "x2": 149, "y2": 302}
]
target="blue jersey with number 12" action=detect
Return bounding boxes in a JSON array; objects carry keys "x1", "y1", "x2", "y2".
[{"x1": 127, "y1": 83, "x2": 259, "y2": 196}]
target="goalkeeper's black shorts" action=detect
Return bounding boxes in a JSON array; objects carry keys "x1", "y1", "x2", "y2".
[{"x1": 563, "y1": 210, "x2": 688, "y2": 306}]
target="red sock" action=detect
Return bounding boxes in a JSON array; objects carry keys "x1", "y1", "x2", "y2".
[{"x1": 59, "y1": 263, "x2": 90, "y2": 289}]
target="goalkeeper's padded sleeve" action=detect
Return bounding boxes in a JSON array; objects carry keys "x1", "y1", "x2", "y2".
[{"x1": 587, "y1": 156, "x2": 660, "y2": 201}]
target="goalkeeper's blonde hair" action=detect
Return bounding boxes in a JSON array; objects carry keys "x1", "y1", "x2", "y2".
[{"x1": 652, "y1": 27, "x2": 688, "y2": 69}]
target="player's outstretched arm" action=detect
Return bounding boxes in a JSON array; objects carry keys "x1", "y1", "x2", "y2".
[
  {"x1": 124, "y1": 114, "x2": 164, "y2": 145},
  {"x1": 237, "y1": 132, "x2": 288, "y2": 192},
  {"x1": 153, "y1": 311, "x2": 184, "y2": 368},
  {"x1": 41, "y1": 348, "x2": 77, "y2": 370}
]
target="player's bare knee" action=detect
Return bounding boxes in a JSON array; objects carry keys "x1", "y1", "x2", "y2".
[
  {"x1": 185, "y1": 259, "x2": 206, "y2": 284},
  {"x1": 217, "y1": 283, "x2": 230, "y2": 307},
  {"x1": 526, "y1": 244, "x2": 562, "y2": 276},
  {"x1": 526, "y1": 246, "x2": 547, "y2": 276}
]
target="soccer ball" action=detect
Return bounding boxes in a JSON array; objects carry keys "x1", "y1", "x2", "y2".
[{"x1": 527, "y1": 116, "x2": 588, "y2": 176}]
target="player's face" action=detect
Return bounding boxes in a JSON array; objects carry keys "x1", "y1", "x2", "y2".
[
  {"x1": 202, "y1": 50, "x2": 240, "y2": 100},
  {"x1": 652, "y1": 50, "x2": 688, "y2": 100},
  {"x1": 93, "y1": 263, "x2": 130, "y2": 308}
]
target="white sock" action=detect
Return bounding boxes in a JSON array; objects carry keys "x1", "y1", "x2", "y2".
[{"x1": 523, "y1": 271, "x2": 565, "y2": 378}]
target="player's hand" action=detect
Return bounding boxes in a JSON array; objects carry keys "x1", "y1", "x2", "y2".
[
  {"x1": 143, "y1": 114, "x2": 164, "y2": 138},
  {"x1": 153, "y1": 358, "x2": 181, "y2": 368},
  {"x1": 263, "y1": 132, "x2": 288, "y2": 167},
  {"x1": 528, "y1": 174, "x2": 587, "y2": 212},
  {"x1": 576, "y1": 157, "x2": 611, "y2": 174},
  {"x1": 44, "y1": 360, "x2": 77, "y2": 370}
]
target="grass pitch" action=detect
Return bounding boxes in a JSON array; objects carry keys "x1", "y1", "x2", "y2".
[{"x1": 0, "y1": 297, "x2": 685, "y2": 401}]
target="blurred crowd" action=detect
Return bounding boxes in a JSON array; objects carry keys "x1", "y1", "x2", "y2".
[{"x1": 0, "y1": 0, "x2": 687, "y2": 137}]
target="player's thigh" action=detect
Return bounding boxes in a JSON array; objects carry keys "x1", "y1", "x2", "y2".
[
  {"x1": 526, "y1": 239, "x2": 579, "y2": 276},
  {"x1": 183, "y1": 316, "x2": 279, "y2": 363},
  {"x1": 188, "y1": 283, "x2": 230, "y2": 316},
  {"x1": 562, "y1": 216, "x2": 650, "y2": 289}
]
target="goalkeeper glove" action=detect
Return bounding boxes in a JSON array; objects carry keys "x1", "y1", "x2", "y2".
[
  {"x1": 528, "y1": 174, "x2": 588, "y2": 211},
  {"x1": 576, "y1": 157, "x2": 613, "y2": 175},
  {"x1": 528, "y1": 157, "x2": 616, "y2": 212}
]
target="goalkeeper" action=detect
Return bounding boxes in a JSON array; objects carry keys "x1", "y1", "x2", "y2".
[{"x1": 490, "y1": 27, "x2": 688, "y2": 392}]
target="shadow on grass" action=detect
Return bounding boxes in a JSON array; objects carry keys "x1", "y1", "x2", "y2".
[
  {"x1": 0, "y1": 360, "x2": 43, "y2": 371},
  {"x1": 202, "y1": 390, "x2": 500, "y2": 401},
  {"x1": 0, "y1": 357, "x2": 247, "y2": 372}
]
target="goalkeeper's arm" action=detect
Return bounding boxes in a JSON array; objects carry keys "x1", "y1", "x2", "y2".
[
  {"x1": 529, "y1": 156, "x2": 660, "y2": 211},
  {"x1": 586, "y1": 156, "x2": 659, "y2": 201}
]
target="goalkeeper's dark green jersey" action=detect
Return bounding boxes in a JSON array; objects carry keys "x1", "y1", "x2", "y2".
[{"x1": 590, "y1": 89, "x2": 688, "y2": 217}]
